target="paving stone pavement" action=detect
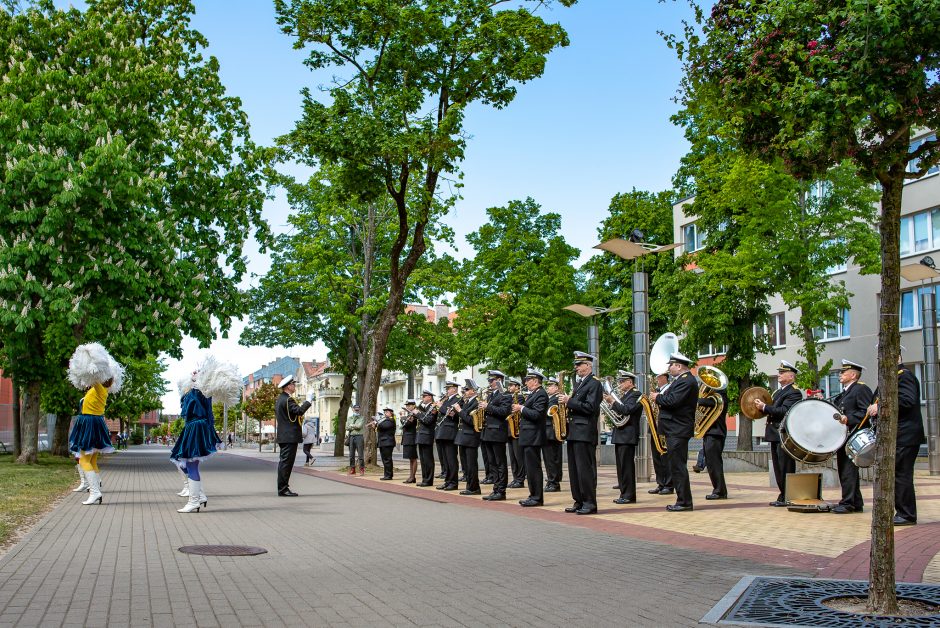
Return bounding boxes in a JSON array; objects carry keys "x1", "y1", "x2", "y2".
[{"x1": 0, "y1": 446, "x2": 804, "y2": 628}]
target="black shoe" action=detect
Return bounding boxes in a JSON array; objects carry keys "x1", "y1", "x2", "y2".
[
  {"x1": 613, "y1": 497, "x2": 636, "y2": 505},
  {"x1": 831, "y1": 504, "x2": 856, "y2": 514},
  {"x1": 893, "y1": 515, "x2": 916, "y2": 526},
  {"x1": 278, "y1": 490, "x2": 299, "y2": 497},
  {"x1": 484, "y1": 492, "x2": 505, "y2": 501},
  {"x1": 380, "y1": 476, "x2": 393, "y2": 481},
  {"x1": 458, "y1": 475, "x2": 467, "y2": 482},
  {"x1": 519, "y1": 499, "x2": 543, "y2": 507},
  {"x1": 435, "y1": 484, "x2": 448, "y2": 490},
  {"x1": 416, "y1": 481, "x2": 432, "y2": 487},
  {"x1": 438, "y1": 484, "x2": 458, "y2": 491},
  {"x1": 612, "y1": 485, "x2": 621, "y2": 490},
  {"x1": 481, "y1": 478, "x2": 494, "y2": 485},
  {"x1": 705, "y1": 493, "x2": 727, "y2": 500},
  {"x1": 402, "y1": 478, "x2": 416, "y2": 484},
  {"x1": 769, "y1": 500, "x2": 787, "y2": 507},
  {"x1": 436, "y1": 473, "x2": 445, "y2": 479},
  {"x1": 545, "y1": 484, "x2": 560, "y2": 492},
  {"x1": 507, "y1": 481, "x2": 524, "y2": 489},
  {"x1": 575, "y1": 507, "x2": 597, "y2": 515},
  {"x1": 658, "y1": 487, "x2": 674, "y2": 495},
  {"x1": 666, "y1": 504, "x2": 693, "y2": 512},
  {"x1": 460, "y1": 489, "x2": 482, "y2": 495},
  {"x1": 692, "y1": 465, "x2": 702, "y2": 473},
  {"x1": 564, "y1": 504, "x2": 583, "y2": 513},
  {"x1": 648, "y1": 486, "x2": 664, "y2": 494}
]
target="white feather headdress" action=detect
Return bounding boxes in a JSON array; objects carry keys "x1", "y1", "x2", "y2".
[
  {"x1": 178, "y1": 373, "x2": 196, "y2": 397},
  {"x1": 68, "y1": 343, "x2": 121, "y2": 390},
  {"x1": 106, "y1": 356, "x2": 126, "y2": 394},
  {"x1": 194, "y1": 356, "x2": 242, "y2": 405}
]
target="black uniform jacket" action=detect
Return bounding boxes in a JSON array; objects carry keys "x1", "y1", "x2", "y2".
[
  {"x1": 655, "y1": 371, "x2": 698, "y2": 439},
  {"x1": 415, "y1": 403, "x2": 438, "y2": 445},
  {"x1": 762, "y1": 384, "x2": 803, "y2": 442},
  {"x1": 400, "y1": 412, "x2": 417, "y2": 446},
  {"x1": 610, "y1": 388, "x2": 642, "y2": 445},
  {"x1": 833, "y1": 380, "x2": 874, "y2": 435},
  {"x1": 275, "y1": 392, "x2": 312, "y2": 443},
  {"x1": 376, "y1": 416, "x2": 397, "y2": 448},
  {"x1": 482, "y1": 389, "x2": 512, "y2": 443},
  {"x1": 455, "y1": 395, "x2": 481, "y2": 448},
  {"x1": 875, "y1": 366, "x2": 927, "y2": 447},
  {"x1": 518, "y1": 387, "x2": 548, "y2": 447},
  {"x1": 565, "y1": 374, "x2": 602, "y2": 444},
  {"x1": 697, "y1": 388, "x2": 728, "y2": 438},
  {"x1": 545, "y1": 393, "x2": 563, "y2": 442},
  {"x1": 435, "y1": 394, "x2": 461, "y2": 441}
]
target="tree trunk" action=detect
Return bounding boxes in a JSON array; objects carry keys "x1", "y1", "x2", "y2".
[
  {"x1": 800, "y1": 322, "x2": 821, "y2": 387},
  {"x1": 361, "y1": 299, "x2": 405, "y2": 464},
  {"x1": 332, "y1": 340, "x2": 356, "y2": 457},
  {"x1": 736, "y1": 376, "x2": 753, "y2": 450},
  {"x1": 12, "y1": 381, "x2": 21, "y2": 459},
  {"x1": 16, "y1": 380, "x2": 41, "y2": 464},
  {"x1": 52, "y1": 412, "x2": 72, "y2": 457},
  {"x1": 868, "y1": 167, "x2": 903, "y2": 613}
]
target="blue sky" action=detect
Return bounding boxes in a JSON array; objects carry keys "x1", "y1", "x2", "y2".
[{"x1": 104, "y1": 0, "x2": 698, "y2": 411}]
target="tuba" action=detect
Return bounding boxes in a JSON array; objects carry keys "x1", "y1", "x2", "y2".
[
  {"x1": 600, "y1": 376, "x2": 630, "y2": 428},
  {"x1": 548, "y1": 374, "x2": 568, "y2": 441},
  {"x1": 692, "y1": 364, "x2": 729, "y2": 438}
]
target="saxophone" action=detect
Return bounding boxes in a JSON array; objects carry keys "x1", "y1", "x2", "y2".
[
  {"x1": 471, "y1": 388, "x2": 488, "y2": 432},
  {"x1": 547, "y1": 390, "x2": 568, "y2": 441},
  {"x1": 507, "y1": 391, "x2": 521, "y2": 439}
]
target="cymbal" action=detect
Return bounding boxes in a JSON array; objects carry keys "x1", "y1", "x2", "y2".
[{"x1": 740, "y1": 386, "x2": 772, "y2": 420}]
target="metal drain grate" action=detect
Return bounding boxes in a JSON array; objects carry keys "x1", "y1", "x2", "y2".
[
  {"x1": 178, "y1": 545, "x2": 267, "y2": 556},
  {"x1": 713, "y1": 577, "x2": 940, "y2": 627}
]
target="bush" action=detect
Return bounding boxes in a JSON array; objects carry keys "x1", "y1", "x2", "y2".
[{"x1": 131, "y1": 426, "x2": 144, "y2": 445}]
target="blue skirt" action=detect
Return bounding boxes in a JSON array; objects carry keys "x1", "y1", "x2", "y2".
[
  {"x1": 170, "y1": 418, "x2": 222, "y2": 467},
  {"x1": 69, "y1": 414, "x2": 115, "y2": 455}
]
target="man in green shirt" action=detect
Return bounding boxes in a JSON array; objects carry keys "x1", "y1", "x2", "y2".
[{"x1": 347, "y1": 404, "x2": 365, "y2": 475}]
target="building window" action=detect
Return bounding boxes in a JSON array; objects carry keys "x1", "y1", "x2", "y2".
[
  {"x1": 698, "y1": 343, "x2": 728, "y2": 358},
  {"x1": 813, "y1": 308, "x2": 850, "y2": 341},
  {"x1": 907, "y1": 133, "x2": 939, "y2": 179},
  {"x1": 819, "y1": 370, "x2": 842, "y2": 397},
  {"x1": 755, "y1": 312, "x2": 787, "y2": 348},
  {"x1": 900, "y1": 285, "x2": 940, "y2": 329},
  {"x1": 900, "y1": 207, "x2": 940, "y2": 257},
  {"x1": 683, "y1": 222, "x2": 705, "y2": 253}
]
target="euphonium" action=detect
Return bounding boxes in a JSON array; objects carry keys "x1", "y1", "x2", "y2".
[
  {"x1": 639, "y1": 386, "x2": 666, "y2": 455},
  {"x1": 600, "y1": 376, "x2": 630, "y2": 428},
  {"x1": 692, "y1": 365, "x2": 729, "y2": 439}
]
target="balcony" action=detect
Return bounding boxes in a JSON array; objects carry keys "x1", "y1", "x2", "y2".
[{"x1": 318, "y1": 387, "x2": 343, "y2": 398}]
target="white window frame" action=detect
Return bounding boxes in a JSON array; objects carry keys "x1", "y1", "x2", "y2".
[
  {"x1": 900, "y1": 206, "x2": 940, "y2": 257},
  {"x1": 819, "y1": 370, "x2": 842, "y2": 398},
  {"x1": 755, "y1": 312, "x2": 787, "y2": 348},
  {"x1": 683, "y1": 222, "x2": 705, "y2": 254},
  {"x1": 697, "y1": 343, "x2": 728, "y2": 358},
  {"x1": 814, "y1": 308, "x2": 850, "y2": 342},
  {"x1": 907, "y1": 133, "x2": 939, "y2": 181},
  {"x1": 900, "y1": 285, "x2": 940, "y2": 330}
]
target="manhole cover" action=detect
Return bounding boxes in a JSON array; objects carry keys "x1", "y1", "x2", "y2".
[{"x1": 178, "y1": 545, "x2": 267, "y2": 556}]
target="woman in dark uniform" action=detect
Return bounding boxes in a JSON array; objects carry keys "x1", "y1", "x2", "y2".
[{"x1": 400, "y1": 400, "x2": 419, "y2": 483}]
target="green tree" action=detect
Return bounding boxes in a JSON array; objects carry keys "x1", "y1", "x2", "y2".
[
  {"x1": 0, "y1": 1, "x2": 268, "y2": 463},
  {"x1": 97, "y1": 356, "x2": 167, "y2": 436},
  {"x1": 449, "y1": 198, "x2": 581, "y2": 377},
  {"x1": 274, "y1": 0, "x2": 573, "y2": 424},
  {"x1": 212, "y1": 400, "x2": 242, "y2": 436},
  {"x1": 242, "y1": 382, "x2": 279, "y2": 442},
  {"x1": 670, "y1": 0, "x2": 940, "y2": 610}
]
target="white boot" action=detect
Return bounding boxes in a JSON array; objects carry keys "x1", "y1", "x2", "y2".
[
  {"x1": 178, "y1": 480, "x2": 201, "y2": 513},
  {"x1": 82, "y1": 471, "x2": 102, "y2": 505},
  {"x1": 72, "y1": 465, "x2": 89, "y2": 492},
  {"x1": 198, "y1": 482, "x2": 208, "y2": 509},
  {"x1": 176, "y1": 466, "x2": 190, "y2": 497}
]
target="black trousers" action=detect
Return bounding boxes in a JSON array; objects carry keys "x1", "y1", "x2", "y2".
[
  {"x1": 418, "y1": 443, "x2": 435, "y2": 484},
  {"x1": 614, "y1": 443, "x2": 636, "y2": 500},
  {"x1": 542, "y1": 439, "x2": 563, "y2": 485},
  {"x1": 302, "y1": 443, "x2": 314, "y2": 462},
  {"x1": 482, "y1": 441, "x2": 507, "y2": 493},
  {"x1": 769, "y1": 441, "x2": 795, "y2": 502},
  {"x1": 566, "y1": 440, "x2": 597, "y2": 510},
  {"x1": 836, "y1": 446, "x2": 863, "y2": 510},
  {"x1": 652, "y1": 445, "x2": 672, "y2": 489},
  {"x1": 460, "y1": 446, "x2": 480, "y2": 492},
  {"x1": 509, "y1": 438, "x2": 525, "y2": 483},
  {"x1": 277, "y1": 442, "x2": 298, "y2": 493},
  {"x1": 896, "y1": 444, "x2": 919, "y2": 522},
  {"x1": 665, "y1": 436, "x2": 692, "y2": 508},
  {"x1": 379, "y1": 445, "x2": 394, "y2": 478},
  {"x1": 703, "y1": 435, "x2": 727, "y2": 497},
  {"x1": 523, "y1": 446, "x2": 543, "y2": 502},
  {"x1": 482, "y1": 442, "x2": 494, "y2": 481},
  {"x1": 459, "y1": 446, "x2": 468, "y2": 476},
  {"x1": 437, "y1": 440, "x2": 458, "y2": 486}
]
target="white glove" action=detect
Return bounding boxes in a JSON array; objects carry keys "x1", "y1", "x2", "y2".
[{"x1": 307, "y1": 391, "x2": 315, "y2": 402}]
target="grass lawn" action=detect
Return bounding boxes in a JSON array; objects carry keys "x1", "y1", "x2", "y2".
[{"x1": 0, "y1": 453, "x2": 77, "y2": 548}]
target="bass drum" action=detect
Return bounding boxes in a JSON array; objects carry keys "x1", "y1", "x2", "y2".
[
  {"x1": 845, "y1": 427, "x2": 876, "y2": 468},
  {"x1": 779, "y1": 399, "x2": 847, "y2": 465}
]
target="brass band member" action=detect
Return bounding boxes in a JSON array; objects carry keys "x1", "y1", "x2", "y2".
[
  {"x1": 455, "y1": 380, "x2": 482, "y2": 495},
  {"x1": 603, "y1": 370, "x2": 642, "y2": 504},
  {"x1": 697, "y1": 384, "x2": 728, "y2": 500},
  {"x1": 754, "y1": 360, "x2": 802, "y2": 507},
  {"x1": 542, "y1": 377, "x2": 564, "y2": 492},
  {"x1": 650, "y1": 352, "x2": 698, "y2": 512},
  {"x1": 648, "y1": 372, "x2": 674, "y2": 495},
  {"x1": 415, "y1": 390, "x2": 438, "y2": 486},
  {"x1": 506, "y1": 378, "x2": 526, "y2": 489},
  {"x1": 435, "y1": 380, "x2": 462, "y2": 491},
  {"x1": 830, "y1": 359, "x2": 873, "y2": 514},
  {"x1": 516, "y1": 370, "x2": 548, "y2": 507},
  {"x1": 559, "y1": 351, "x2": 602, "y2": 515},
  {"x1": 480, "y1": 370, "x2": 512, "y2": 500},
  {"x1": 373, "y1": 408, "x2": 397, "y2": 480},
  {"x1": 868, "y1": 350, "x2": 925, "y2": 526},
  {"x1": 400, "y1": 400, "x2": 419, "y2": 484}
]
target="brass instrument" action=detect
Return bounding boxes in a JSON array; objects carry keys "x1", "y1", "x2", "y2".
[
  {"x1": 643, "y1": 332, "x2": 680, "y2": 454},
  {"x1": 639, "y1": 390, "x2": 665, "y2": 454},
  {"x1": 600, "y1": 376, "x2": 630, "y2": 428},
  {"x1": 740, "y1": 386, "x2": 772, "y2": 420},
  {"x1": 547, "y1": 375, "x2": 568, "y2": 441},
  {"x1": 507, "y1": 391, "x2": 521, "y2": 439},
  {"x1": 692, "y1": 364, "x2": 729, "y2": 439},
  {"x1": 471, "y1": 388, "x2": 488, "y2": 432}
]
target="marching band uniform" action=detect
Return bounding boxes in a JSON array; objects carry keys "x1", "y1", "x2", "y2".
[
  {"x1": 542, "y1": 378, "x2": 564, "y2": 491},
  {"x1": 759, "y1": 361, "x2": 802, "y2": 507},
  {"x1": 654, "y1": 353, "x2": 699, "y2": 511},
  {"x1": 563, "y1": 352, "x2": 602, "y2": 515},
  {"x1": 275, "y1": 376, "x2": 312, "y2": 497},
  {"x1": 608, "y1": 371, "x2": 642, "y2": 504},
  {"x1": 376, "y1": 409, "x2": 397, "y2": 480},
  {"x1": 415, "y1": 391, "x2": 438, "y2": 486},
  {"x1": 832, "y1": 359, "x2": 874, "y2": 514},
  {"x1": 171, "y1": 383, "x2": 222, "y2": 512},
  {"x1": 894, "y1": 363, "x2": 926, "y2": 525},
  {"x1": 518, "y1": 371, "x2": 548, "y2": 506},
  {"x1": 649, "y1": 373, "x2": 673, "y2": 495},
  {"x1": 482, "y1": 371, "x2": 512, "y2": 500},
  {"x1": 435, "y1": 381, "x2": 461, "y2": 491},
  {"x1": 506, "y1": 379, "x2": 526, "y2": 489},
  {"x1": 400, "y1": 401, "x2": 419, "y2": 483},
  {"x1": 697, "y1": 388, "x2": 728, "y2": 500},
  {"x1": 455, "y1": 382, "x2": 482, "y2": 495},
  {"x1": 481, "y1": 435, "x2": 495, "y2": 485}
]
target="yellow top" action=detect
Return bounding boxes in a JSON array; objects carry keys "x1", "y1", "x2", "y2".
[{"x1": 82, "y1": 382, "x2": 109, "y2": 416}]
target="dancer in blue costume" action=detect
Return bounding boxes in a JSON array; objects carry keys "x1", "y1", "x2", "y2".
[{"x1": 170, "y1": 373, "x2": 222, "y2": 513}]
